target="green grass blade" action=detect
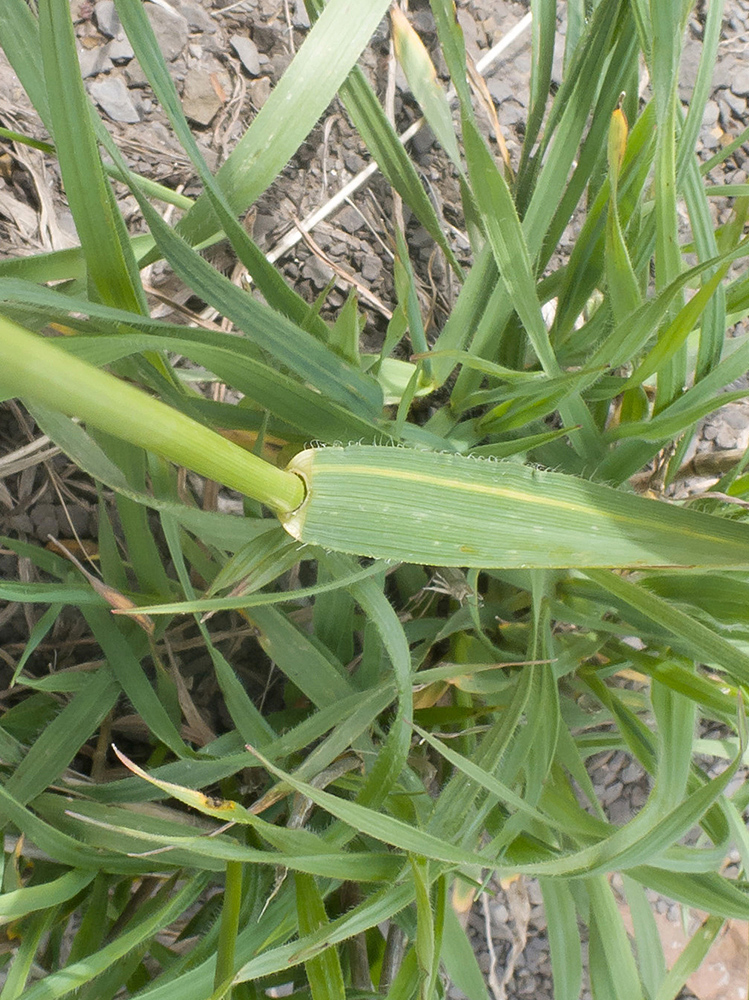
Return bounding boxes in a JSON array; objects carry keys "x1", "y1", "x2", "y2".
[
  {"x1": 83, "y1": 610, "x2": 192, "y2": 759},
  {"x1": 654, "y1": 913, "x2": 724, "y2": 1000},
  {"x1": 176, "y1": 0, "x2": 393, "y2": 248},
  {"x1": 392, "y1": 8, "x2": 462, "y2": 171},
  {"x1": 283, "y1": 445, "x2": 749, "y2": 569},
  {"x1": 295, "y1": 874, "x2": 346, "y2": 1000},
  {"x1": 5, "y1": 667, "x2": 119, "y2": 805},
  {"x1": 461, "y1": 115, "x2": 557, "y2": 375},
  {"x1": 0, "y1": 870, "x2": 94, "y2": 922},
  {"x1": 14, "y1": 876, "x2": 210, "y2": 1000},
  {"x1": 440, "y1": 901, "x2": 490, "y2": 1000},
  {"x1": 586, "y1": 569, "x2": 749, "y2": 686},
  {"x1": 587, "y1": 876, "x2": 645, "y2": 1000},
  {"x1": 38, "y1": 0, "x2": 146, "y2": 314},
  {"x1": 539, "y1": 879, "x2": 582, "y2": 1000},
  {"x1": 622, "y1": 875, "x2": 666, "y2": 999}
]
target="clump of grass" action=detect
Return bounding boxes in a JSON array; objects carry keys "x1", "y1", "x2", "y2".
[{"x1": 1, "y1": 1, "x2": 749, "y2": 998}]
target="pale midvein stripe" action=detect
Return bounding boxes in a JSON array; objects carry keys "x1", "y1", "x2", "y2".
[{"x1": 321, "y1": 464, "x2": 719, "y2": 542}]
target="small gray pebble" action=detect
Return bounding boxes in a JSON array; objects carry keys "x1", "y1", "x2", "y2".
[
  {"x1": 78, "y1": 43, "x2": 113, "y2": 79},
  {"x1": 108, "y1": 34, "x2": 134, "y2": 64},
  {"x1": 702, "y1": 99, "x2": 720, "y2": 127},
  {"x1": 9, "y1": 512, "x2": 33, "y2": 534},
  {"x1": 95, "y1": 0, "x2": 120, "y2": 38},
  {"x1": 621, "y1": 762, "x2": 642, "y2": 783},
  {"x1": 344, "y1": 150, "x2": 365, "y2": 173},
  {"x1": 231, "y1": 35, "x2": 261, "y2": 76},
  {"x1": 601, "y1": 780, "x2": 623, "y2": 805},
  {"x1": 608, "y1": 798, "x2": 633, "y2": 825},
  {"x1": 361, "y1": 254, "x2": 382, "y2": 283},
  {"x1": 89, "y1": 75, "x2": 140, "y2": 123},
  {"x1": 732, "y1": 67, "x2": 749, "y2": 97},
  {"x1": 56, "y1": 506, "x2": 90, "y2": 537},
  {"x1": 631, "y1": 784, "x2": 649, "y2": 808},
  {"x1": 301, "y1": 256, "x2": 334, "y2": 289},
  {"x1": 145, "y1": 2, "x2": 189, "y2": 62},
  {"x1": 292, "y1": 0, "x2": 310, "y2": 27},
  {"x1": 336, "y1": 206, "x2": 362, "y2": 234}
]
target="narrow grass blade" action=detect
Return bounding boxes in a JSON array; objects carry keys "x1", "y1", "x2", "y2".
[
  {"x1": 1, "y1": 909, "x2": 57, "y2": 1000},
  {"x1": 83, "y1": 610, "x2": 193, "y2": 759},
  {"x1": 586, "y1": 569, "x2": 749, "y2": 686},
  {"x1": 245, "y1": 744, "x2": 492, "y2": 869},
  {"x1": 392, "y1": 8, "x2": 462, "y2": 171},
  {"x1": 587, "y1": 876, "x2": 645, "y2": 1000},
  {"x1": 540, "y1": 879, "x2": 582, "y2": 1000},
  {"x1": 234, "y1": 884, "x2": 415, "y2": 983},
  {"x1": 630, "y1": 867, "x2": 749, "y2": 920},
  {"x1": 214, "y1": 861, "x2": 242, "y2": 999},
  {"x1": 622, "y1": 875, "x2": 666, "y2": 999},
  {"x1": 39, "y1": 0, "x2": 146, "y2": 314},
  {"x1": 654, "y1": 914, "x2": 724, "y2": 1000},
  {"x1": 5, "y1": 666, "x2": 119, "y2": 805},
  {"x1": 0, "y1": 870, "x2": 94, "y2": 922},
  {"x1": 295, "y1": 874, "x2": 346, "y2": 1000},
  {"x1": 440, "y1": 901, "x2": 490, "y2": 1000},
  {"x1": 11, "y1": 876, "x2": 210, "y2": 1000},
  {"x1": 461, "y1": 115, "x2": 557, "y2": 375}
]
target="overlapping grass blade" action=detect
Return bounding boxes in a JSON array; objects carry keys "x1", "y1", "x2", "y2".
[
  {"x1": 174, "y1": 0, "x2": 394, "y2": 248},
  {"x1": 39, "y1": 0, "x2": 146, "y2": 314}
]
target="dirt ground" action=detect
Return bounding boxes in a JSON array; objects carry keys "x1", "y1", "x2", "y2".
[{"x1": 2, "y1": 1, "x2": 749, "y2": 997}]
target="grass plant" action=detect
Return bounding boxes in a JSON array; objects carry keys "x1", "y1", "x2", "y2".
[{"x1": 1, "y1": 0, "x2": 749, "y2": 997}]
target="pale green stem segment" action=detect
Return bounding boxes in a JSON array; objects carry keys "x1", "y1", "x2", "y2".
[{"x1": 0, "y1": 316, "x2": 305, "y2": 514}]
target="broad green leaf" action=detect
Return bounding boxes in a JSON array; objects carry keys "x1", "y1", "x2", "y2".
[{"x1": 283, "y1": 445, "x2": 749, "y2": 569}]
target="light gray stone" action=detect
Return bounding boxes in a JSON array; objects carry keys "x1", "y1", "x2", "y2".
[
  {"x1": 249, "y1": 76, "x2": 271, "y2": 108},
  {"x1": 292, "y1": 0, "x2": 310, "y2": 27},
  {"x1": 94, "y1": 0, "x2": 120, "y2": 37},
  {"x1": 601, "y1": 780, "x2": 623, "y2": 805},
  {"x1": 732, "y1": 66, "x2": 749, "y2": 97},
  {"x1": 702, "y1": 99, "x2": 720, "y2": 127},
  {"x1": 231, "y1": 35, "x2": 261, "y2": 76},
  {"x1": 145, "y1": 2, "x2": 189, "y2": 62},
  {"x1": 724, "y1": 89, "x2": 747, "y2": 118},
  {"x1": 174, "y1": 0, "x2": 216, "y2": 33},
  {"x1": 78, "y1": 43, "x2": 112, "y2": 78},
  {"x1": 181, "y1": 67, "x2": 222, "y2": 125},
  {"x1": 108, "y1": 33, "x2": 134, "y2": 64},
  {"x1": 361, "y1": 254, "x2": 382, "y2": 283},
  {"x1": 125, "y1": 60, "x2": 149, "y2": 87},
  {"x1": 302, "y1": 255, "x2": 334, "y2": 288},
  {"x1": 499, "y1": 98, "x2": 526, "y2": 126},
  {"x1": 89, "y1": 75, "x2": 140, "y2": 122}
]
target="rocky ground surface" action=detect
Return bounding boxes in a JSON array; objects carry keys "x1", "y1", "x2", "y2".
[{"x1": 2, "y1": 0, "x2": 749, "y2": 997}]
